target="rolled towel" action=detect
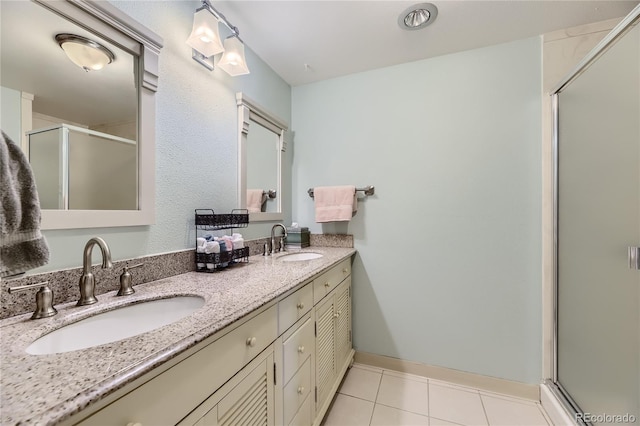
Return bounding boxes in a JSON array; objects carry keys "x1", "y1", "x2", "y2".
[
  {"x1": 232, "y1": 237, "x2": 244, "y2": 249},
  {"x1": 232, "y1": 233, "x2": 243, "y2": 239},
  {"x1": 204, "y1": 241, "x2": 220, "y2": 254},
  {"x1": 218, "y1": 241, "x2": 227, "y2": 252},
  {"x1": 197, "y1": 241, "x2": 207, "y2": 268},
  {"x1": 204, "y1": 234, "x2": 215, "y2": 242},
  {"x1": 220, "y1": 236, "x2": 233, "y2": 251}
]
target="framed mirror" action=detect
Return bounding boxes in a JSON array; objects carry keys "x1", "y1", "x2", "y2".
[
  {"x1": 0, "y1": 0, "x2": 162, "y2": 229},
  {"x1": 237, "y1": 93, "x2": 287, "y2": 222}
]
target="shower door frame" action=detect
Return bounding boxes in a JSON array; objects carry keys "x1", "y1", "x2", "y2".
[{"x1": 549, "y1": 5, "x2": 640, "y2": 422}]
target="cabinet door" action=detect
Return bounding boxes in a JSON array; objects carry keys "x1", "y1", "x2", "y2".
[
  {"x1": 334, "y1": 278, "x2": 351, "y2": 371},
  {"x1": 314, "y1": 294, "x2": 335, "y2": 410},
  {"x1": 184, "y1": 348, "x2": 275, "y2": 426},
  {"x1": 217, "y1": 355, "x2": 274, "y2": 426}
]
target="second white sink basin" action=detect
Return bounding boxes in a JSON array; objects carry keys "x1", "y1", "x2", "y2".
[
  {"x1": 27, "y1": 296, "x2": 205, "y2": 355},
  {"x1": 279, "y1": 252, "x2": 324, "y2": 262}
]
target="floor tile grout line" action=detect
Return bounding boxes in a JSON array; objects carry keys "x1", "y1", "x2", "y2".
[
  {"x1": 427, "y1": 377, "x2": 431, "y2": 419},
  {"x1": 375, "y1": 401, "x2": 432, "y2": 419},
  {"x1": 478, "y1": 391, "x2": 491, "y2": 426},
  {"x1": 429, "y1": 415, "x2": 467, "y2": 426},
  {"x1": 369, "y1": 371, "x2": 384, "y2": 426},
  {"x1": 337, "y1": 390, "x2": 378, "y2": 405}
]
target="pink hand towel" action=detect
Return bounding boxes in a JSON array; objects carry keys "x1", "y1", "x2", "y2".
[
  {"x1": 314, "y1": 185, "x2": 357, "y2": 223},
  {"x1": 247, "y1": 189, "x2": 263, "y2": 213}
]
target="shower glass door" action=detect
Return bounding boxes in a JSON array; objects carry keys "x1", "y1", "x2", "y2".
[{"x1": 555, "y1": 16, "x2": 639, "y2": 424}]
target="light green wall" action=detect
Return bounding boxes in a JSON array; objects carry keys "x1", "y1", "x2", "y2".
[
  {"x1": 291, "y1": 37, "x2": 543, "y2": 384},
  {"x1": 34, "y1": 1, "x2": 291, "y2": 271}
]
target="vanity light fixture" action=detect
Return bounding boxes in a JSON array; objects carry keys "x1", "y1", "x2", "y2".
[
  {"x1": 55, "y1": 34, "x2": 115, "y2": 72},
  {"x1": 187, "y1": 0, "x2": 250, "y2": 76},
  {"x1": 398, "y1": 3, "x2": 438, "y2": 31}
]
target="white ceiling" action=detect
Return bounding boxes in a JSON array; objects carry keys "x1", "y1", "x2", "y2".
[{"x1": 215, "y1": 0, "x2": 639, "y2": 86}]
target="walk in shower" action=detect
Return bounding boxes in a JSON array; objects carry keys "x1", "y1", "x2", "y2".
[{"x1": 550, "y1": 5, "x2": 639, "y2": 424}]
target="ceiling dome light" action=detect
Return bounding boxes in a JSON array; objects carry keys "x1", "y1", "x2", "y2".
[
  {"x1": 398, "y1": 3, "x2": 438, "y2": 31},
  {"x1": 55, "y1": 34, "x2": 115, "y2": 72}
]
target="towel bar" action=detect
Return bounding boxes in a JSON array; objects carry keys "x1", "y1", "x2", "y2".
[{"x1": 308, "y1": 185, "x2": 375, "y2": 198}]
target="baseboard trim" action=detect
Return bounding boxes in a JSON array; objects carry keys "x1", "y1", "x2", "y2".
[{"x1": 354, "y1": 351, "x2": 540, "y2": 401}]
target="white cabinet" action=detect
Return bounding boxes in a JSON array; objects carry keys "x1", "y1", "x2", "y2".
[
  {"x1": 314, "y1": 277, "x2": 352, "y2": 418},
  {"x1": 76, "y1": 305, "x2": 278, "y2": 426},
  {"x1": 73, "y1": 255, "x2": 353, "y2": 426},
  {"x1": 183, "y1": 346, "x2": 275, "y2": 426},
  {"x1": 312, "y1": 259, "x2": 351, "y2": 305},
  {"x1": 276, "y1": 260, "x2": 353, "y2": 426}
]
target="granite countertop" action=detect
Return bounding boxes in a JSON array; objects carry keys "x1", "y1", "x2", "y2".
[{"x1": 0, "y1": 247, "x2": 356, "y2": 425}]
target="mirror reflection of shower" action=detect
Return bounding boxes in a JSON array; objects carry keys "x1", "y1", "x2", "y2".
[{"x1": 28, "y1": 124, "x2": 137, "y2": 210}]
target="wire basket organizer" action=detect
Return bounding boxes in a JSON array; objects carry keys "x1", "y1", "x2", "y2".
[{"x1": 195, "y1": 209, "x2": 250, "y2": 272}]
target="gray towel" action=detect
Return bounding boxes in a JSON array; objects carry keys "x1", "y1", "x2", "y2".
[{"x1": 0, "y1": 130, "x2": 50, "y2": 277}]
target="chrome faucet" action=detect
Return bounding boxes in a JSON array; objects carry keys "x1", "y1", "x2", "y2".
[
  {"x1": 269, "y1": 224, "x2": 288, "y2": 255},
  {"x1": 77, "y1": 237, "x2": 113, "y2": 306}
]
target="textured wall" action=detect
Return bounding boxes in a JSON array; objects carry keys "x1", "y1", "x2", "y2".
[
  {"x1": 292, "y1": 37, "x2": 543, "y2": 384},
  {"x1": 31, "y1": 1, "x2": 291, "y2": 272}
]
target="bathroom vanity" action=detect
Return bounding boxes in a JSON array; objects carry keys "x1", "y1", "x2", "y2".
[{"x1": 0, "y1": 248, "x2": 354, "y2": 426}]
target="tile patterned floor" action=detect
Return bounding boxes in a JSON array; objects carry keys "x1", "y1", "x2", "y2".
[{"x1": 322, "y1": 363, "x2": 553, "y2": 426}]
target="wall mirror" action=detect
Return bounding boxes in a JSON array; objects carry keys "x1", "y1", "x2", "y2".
[
  {"x1": 0, "y1": 0, "x2": 162, "y2": 229},
  {"x1": 237, "y1": 93, "x2": 287, "y2": 222}
]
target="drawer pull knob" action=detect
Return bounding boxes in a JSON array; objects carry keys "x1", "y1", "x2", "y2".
[
  {"x1": 297, "y1": 386, "x2": 304, "y2": 394},
  {"x1": 343, "y1": 268, "x2": 348, "y2": 274},
  {"x1": 333, "y1": 313, "x2": 339, "y2": 318},
  {"x1": 246, "y1": 337, "x2": 257, "y2": 347},
  {"x1": 297, "y1": 302, "x2": 304, "y2": 310},
  {"x1": 298, "y1": 345, "x2": 305, "y2": 354},
  {"x1": 324, "y1": 282, "x2": 330, "y2": 288}
]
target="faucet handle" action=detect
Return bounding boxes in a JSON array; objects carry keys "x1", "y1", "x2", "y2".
[
  {"x1": 8, "y1": 281, "x2": 58, "y2": 320},
  {"x1": 117, "y1": 263, "x2": 144, "y2": 296}
]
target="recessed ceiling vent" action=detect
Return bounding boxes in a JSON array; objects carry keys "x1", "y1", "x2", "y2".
[{"x1": 399, "y1": 3, "x2": 438, "y2": 31}]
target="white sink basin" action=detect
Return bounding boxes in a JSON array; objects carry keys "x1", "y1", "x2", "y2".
[
  {"x1": 27, "y1": 296, "x2": 205, "y2": 355},
  {"x1": 279, "y1": 252, "x2": 324, "y2": 262}
]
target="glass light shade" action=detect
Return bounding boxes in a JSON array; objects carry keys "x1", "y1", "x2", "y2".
[
  {"x1": 56, "y1": 34, "x2": 114, "y2": 72},
  {"x1": 186, "y1": 9, "x2": 224, "y2": 58},
  {"x1": 218, "y1": 36, "x2": 250, "y2": 76}
]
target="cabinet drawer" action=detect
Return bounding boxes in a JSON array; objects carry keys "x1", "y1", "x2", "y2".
[
  {"x1": 282, "y1": 317, "x2": 314, "y2": 384},
  {"x1": 283, "y1": 357, "x2": 311, "y2": 425},
  {"x1": 313, "y1": 258, "x2": 351, "y2": 304},
  {"x1": 278, "y1": 282, "x2": 313, "y2": 334},
  {"x1": 79, "y1": 305, "x2": 277, "y2": 426},
  {"x1": 289, "y1": 393, "x2": 311, "y2": 426}
]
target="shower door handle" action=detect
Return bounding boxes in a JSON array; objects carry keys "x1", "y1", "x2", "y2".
[{"x1": 629, "y1": 247, "x2": 640, "y2": 270}]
